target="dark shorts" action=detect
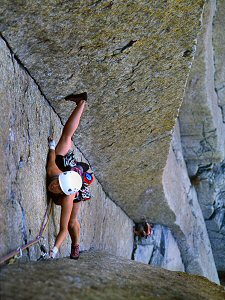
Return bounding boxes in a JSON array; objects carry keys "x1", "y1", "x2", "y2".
[
  {"x1": 55, "y1": 155, "x2": 70, "y2": 172},
  {"x1": 55, "y1": 154, "x2": 89, "y2": 173}
]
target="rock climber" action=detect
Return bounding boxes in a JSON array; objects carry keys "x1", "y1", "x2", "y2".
[
  {"x1": 133, "y1": 221, "x2": 152, "y2": 239},
  {"x1": 46, "y1": 92, "x2": 94, "y2": 260}
]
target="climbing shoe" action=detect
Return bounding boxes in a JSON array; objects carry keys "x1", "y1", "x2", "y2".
[
  {"x1": 70, "y1": 244, "x2": 80, "y2": 260},
  {"x1": 65, "y1": 92, "x2": 87, "y2": 104},
  {"x1": 49, "y1": 246, "x2": 58, "y2": 259}
]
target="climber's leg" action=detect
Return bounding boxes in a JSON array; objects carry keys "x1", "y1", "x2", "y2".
[
  {"x1": 51, "y1": 194, "x2": 75, "y2": 254},
  {"x1": 68, "y1": 201, "x2": 82, "y2": 259},
  {"x1": 68, "y1": 201, "x2": 82, "y2": 244},
  {"x1": 55, "y1": 99, "x2": 86, "y2": 156}
]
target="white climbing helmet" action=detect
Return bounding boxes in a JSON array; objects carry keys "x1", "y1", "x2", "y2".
[{"x1": 58, "y1": 171, "x2": 82, "y2": 195}]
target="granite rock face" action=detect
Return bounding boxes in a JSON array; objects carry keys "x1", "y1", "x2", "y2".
[
  {"x1": 0, "y1": 0, "x2": 223, "y2": 285},
  {"x1": 179, "y1": 0, "x2": 225, "y2": 176},
  {"x1": 1, "y1": 251, "x2": 225, "y2": 300},
  {"x1": 195, "y1": 161, "x2": 225, "y2": 272},
  {"x1": 213, "y1": 0, "x2": 225, "y2": 123},
  {"x1": 0, "y1": 0, "x2": 204, "y2": 222},
  {"x1": 162, "y1": 121, "x2": 218, "y2": 282},
  {"x1": 0, "y1": 37, "x2": 134, "y2": 261},
  {"x1": 179, "y1": 0, "x2": 225, "y2": 276},
  {"x1": 133, "y1": 118, "x2": 219, "y2": 283},
  {"x1": 133, "y1": 224, "x2": 184, "y2": 272}
]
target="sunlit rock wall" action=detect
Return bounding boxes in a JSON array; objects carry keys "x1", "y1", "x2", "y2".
[
  {"x1": 1, "y1": 252, "x2": 225, "y2": 300},
  {"x1": 0, "y1": 37, "x2": 134, "y2": 261},
  {"x1": 214, "y1": 0, "x2": 225, "y2": 123},
  {"x1": 0, "y1": 0, "x2": 221, "y2": 284},
  {"x1": 0, "y1": 0, "x2": 204, "y2": 223},
  {"x1": 179, "y1": 0, "x2": 225, "y2": 175},
  {"x1": 179, "y1": 0, "x2": 225, "y2": 276}
]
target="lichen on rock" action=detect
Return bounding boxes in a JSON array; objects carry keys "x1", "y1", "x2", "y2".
[
  {"x1": 0, "y1": 37, "x2": 134, "y2": 262},
  {"x1": 1, "y1": 0, "x2": 224, "y2": 286},
  {"x1": 0, "y1": 0, "x2": 205, "y2": 223},
  {"x1": 0, "y1": 251, "x2": 225, "y2": 300}
]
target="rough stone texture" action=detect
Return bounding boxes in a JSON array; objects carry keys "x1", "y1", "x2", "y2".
[
  {"x1": 133, "y1": 224, "x2": 184, "y2": 272},
  {"x1": 162, "y1": 121, "x2": 219, "y2": 283},
  {"x1": 0, "y1": 0, "x2": 205, "y2": 222},
  {"x1": 208, "y1": 1, "x2": 225, "y2": 273},
  {"x1": 178, "y1": 0, "x2": 225, "y2": 276},
  {"x1": 194, "y1": 161, "x2": 225, "y2": 272},
  {"x1": 179, "y1": 0, "x2": 225, "y2": 176},
  {"x1": 0, "y1": 0, "x2": 223, "y2": 285},
  {"x1": 1, "y1": 251, "x2": 225, "y2": 300},
  {"x1": 0, "y1": 37, "x2": 134, "y2": 261},
  {"x1": 214, "y1": 0, "x2": 225, "y2": 122}
]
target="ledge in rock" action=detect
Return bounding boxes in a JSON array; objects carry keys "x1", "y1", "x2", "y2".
[{"x1": 0, "y1": 251, "x2": 224, "y2": 300}]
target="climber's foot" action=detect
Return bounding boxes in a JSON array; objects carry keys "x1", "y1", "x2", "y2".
[
  {"x1": 65, "y1": 92, "x2": 87, "y2": 105},
  {"x1": 70, "y1": 244, "x2": 80, "y2": 260},
  {"x1": 49, "y1": 246, "x2": 58, "y2": 259}
]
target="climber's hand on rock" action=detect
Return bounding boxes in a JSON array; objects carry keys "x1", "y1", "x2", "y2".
[{"x1": 48, "y1": 136, "x2": 56, "y2": 150}]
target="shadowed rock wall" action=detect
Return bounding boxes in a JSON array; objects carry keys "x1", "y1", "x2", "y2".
[
  {"x1": 0, "y1": 37, "x2": 134, "y2": 260},
  {"x1": 162, "y1": 121, "x2": 218, "y2": 282},
  {"x1": 133, "y1": 224, "x2": 185, "y2": 271},
  {"x1": 133, "y1": 117, "x2": 220, "y2": 283}
]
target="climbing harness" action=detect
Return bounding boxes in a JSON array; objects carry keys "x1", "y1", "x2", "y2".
[
  {"x1": 0, "y1": 199, "x2": 52, "y2": 265},
  {"x1": 74, "y1": 185, "x2": 93, "y2": 202},
  {"x1": 37, "y1": 244, "x2": 49, "y2": 261},
  {"x1": 74, "y1": 171, "x2": 94, "y2": 202}
]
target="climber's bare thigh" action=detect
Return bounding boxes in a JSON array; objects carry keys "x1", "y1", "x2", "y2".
[{"x1": 55, "y1": 136, "x2": 72, "y2": 157}]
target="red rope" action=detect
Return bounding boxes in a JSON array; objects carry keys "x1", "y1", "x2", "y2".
[{"x1": 0, "y1": 200, "x2": 52, "y2": 265}]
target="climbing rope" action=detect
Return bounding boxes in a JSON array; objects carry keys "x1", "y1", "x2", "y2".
[{"x1": 0, "y1": 199, "x2": 52, "y2": 265}]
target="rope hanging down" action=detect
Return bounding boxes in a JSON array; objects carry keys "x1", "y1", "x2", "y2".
[{"x1": 0, "y1": 200, "x2": 52, "y2": 265}]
